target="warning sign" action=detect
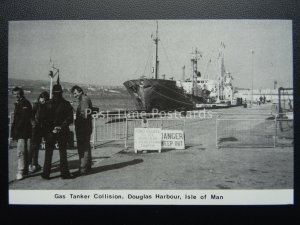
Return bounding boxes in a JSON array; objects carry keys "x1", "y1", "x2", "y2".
[
  {"x1": 161, "y1": 130, "x2": 185, "y2": 150},
  {"x1": 134, "y1": 128, "x2": 162, "y2": 153}
]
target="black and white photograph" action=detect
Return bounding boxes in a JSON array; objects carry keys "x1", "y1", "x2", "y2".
[{"x1": 7, "y1": 20, "x2": 293, "y2": 205}]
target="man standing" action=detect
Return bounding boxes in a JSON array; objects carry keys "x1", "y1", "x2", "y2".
[
  {"x1": 71, "y1": 85, "x2": 93, "y2": 175},
  {"x1": 41, "y1": 84, "x2": 73, "y2": 180},
  {"x1": 28, "y1": 91, "x2": 49, "y2": 173},
  {"x1": 259, "y1": 96, "x2": 263, "y2": 105},
  {"x1": 11, "y1": 87, "x2": 32, "y2": 180}
]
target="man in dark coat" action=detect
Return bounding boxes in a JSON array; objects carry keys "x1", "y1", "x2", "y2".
[
  {"x1": 28, "y1": 91, "x2": 49, "y2": 173},
  {"x1": 11, "y1": 87, "x2": 32, "y2": 180},
  {"x1": 41, "y1": 84, "x2": 73, "y2": 180},
  {"x1": 71, "y1": 85, "x2": 93, "y2": 175}
]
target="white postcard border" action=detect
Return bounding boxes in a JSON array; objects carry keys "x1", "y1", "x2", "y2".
[{"x1": 9, "y1": 189, "x2": 293, "y2": 205}]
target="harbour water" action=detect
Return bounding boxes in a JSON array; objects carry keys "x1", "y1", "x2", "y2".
[{"x1": 8, "y1": 92, "x2": 137, "y2": 115}]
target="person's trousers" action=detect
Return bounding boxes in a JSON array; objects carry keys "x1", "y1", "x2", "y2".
[
  {"x1": 17, "y1": 139, "x2": 30, "y2": 176},
  {"x1": 42, "y1": 133, "x2": 70, "y2": 178},
  {"x1": 76, "y1": 132, "x2": 92, "y2": 173},
  {"x1": 28, "y1": 130, "x2": 44, "y2": 166}
]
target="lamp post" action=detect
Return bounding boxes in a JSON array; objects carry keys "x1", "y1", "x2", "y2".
[{"x1": 251, "y1": 50, "x2": 254, "y2": 107}]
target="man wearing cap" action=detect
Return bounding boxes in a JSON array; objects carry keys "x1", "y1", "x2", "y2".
[
  {"x1": 11, "y1": 87, "x2": 32, "y2": 180},
  {"x1": 41, "y1": 84, "x2": 73, "y2": 180},
  {"x1": 71, "y1": 85, "x2": 93, "y2": 175}
]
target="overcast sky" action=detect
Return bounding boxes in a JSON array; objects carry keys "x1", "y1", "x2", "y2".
[{"x1": 8, "y1": 20, "x2": 292, "y2": 89}]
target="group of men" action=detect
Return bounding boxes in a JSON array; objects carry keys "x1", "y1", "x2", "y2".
[{"x1": 11, "y1": 84, "x2": 93, "y2": 181}]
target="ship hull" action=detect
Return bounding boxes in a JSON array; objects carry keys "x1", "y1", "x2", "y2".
[{"x1": 123, "y1": 79, "x2": 206, "y2": 112}]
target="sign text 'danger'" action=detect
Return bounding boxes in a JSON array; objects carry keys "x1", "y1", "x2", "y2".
[{"x1": 161, "y1": 130, "x2": 185, "y2": 150}]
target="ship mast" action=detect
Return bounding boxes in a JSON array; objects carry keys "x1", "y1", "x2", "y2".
[
  {"x1": 190, "y1": 48, "x2": 202, "y2": 96},
  {"x1": 218, "y1": 42, "x2": 226, "y2": 102},
  {"x1": 153, "y1": 21, "x2": 160, "y2": 79}
]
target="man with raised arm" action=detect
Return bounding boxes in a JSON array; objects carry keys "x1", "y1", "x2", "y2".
[{"x1": 41, "y1": 84, "x2": 73, "y2": 180}]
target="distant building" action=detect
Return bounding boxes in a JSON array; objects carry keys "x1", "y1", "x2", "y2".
[{"x1": 234, "y1": 88, "x2": 293, "y2": 103}]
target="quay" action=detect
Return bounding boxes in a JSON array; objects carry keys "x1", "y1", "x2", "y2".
[{"x1": 8, "y1": 103, "x2": 293, "y2": 190}]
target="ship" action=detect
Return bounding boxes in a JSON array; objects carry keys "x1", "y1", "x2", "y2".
[{"x1": 123, "y1": 22, "x2": 234, "y2": 112}]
